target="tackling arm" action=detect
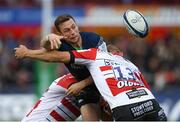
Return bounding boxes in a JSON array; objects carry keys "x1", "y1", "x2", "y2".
[
  {"x1": 26, "y1": 50, "x2": 71, "y2": 63},
  {"x1": 14, "y1": 45, "x2": 71, "y2": 63},
  {"x1": 66, "y1": 76, "x2": 93, "y2": 96}
]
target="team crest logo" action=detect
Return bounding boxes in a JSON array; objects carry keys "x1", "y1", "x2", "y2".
[
  {"x1": 104, "y1": 59, "x2": 115, "y2": 66},
  {"x1": 104, "y1": 59, "x2": 111, "y2": 65}
]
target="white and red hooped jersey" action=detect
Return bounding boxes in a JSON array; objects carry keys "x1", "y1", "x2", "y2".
[{"x1": 71, "y1": 48, "x2": 155, "y2": 109}]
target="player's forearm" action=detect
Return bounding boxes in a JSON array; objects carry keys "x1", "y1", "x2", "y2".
[
  {"x1": 65, "y1": 76, "x2": 94, "y2": 96},
  {"x1": 79, "y1": 76, "x2": 94, "y2": 88},
  {"x1": 25, "y1": 49, "x2": 70, "y2": 63}
]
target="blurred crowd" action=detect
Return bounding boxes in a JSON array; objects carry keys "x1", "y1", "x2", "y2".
[
  {"x1": 0, "y1": 31, "x2": 179, "y2": 94},
  {"x1": 110, "y1": 33, "x2": 180, "y2": 91},
  {"x1": 0, "y1": 0, "x2": 179, "y2": 7},
  {"x1": 0, "y1": 34, "x2": 36, "y2": 93}
]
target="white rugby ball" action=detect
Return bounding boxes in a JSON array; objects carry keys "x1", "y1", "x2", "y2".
[{"x1": 123, "y1": 10, "x2": 148, "y2": 38}]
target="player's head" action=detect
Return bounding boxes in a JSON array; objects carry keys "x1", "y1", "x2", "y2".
[
  {"x1": 107, "y1": 44, "x2": 123, "y2": 56},
  {"x1": 54, "y1": 14, "x2": 80, "y2": 44}
]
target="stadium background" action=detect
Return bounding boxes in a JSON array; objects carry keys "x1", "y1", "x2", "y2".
[{"x1": 0, "y1": 0, "x2": 179, "y2": 121}]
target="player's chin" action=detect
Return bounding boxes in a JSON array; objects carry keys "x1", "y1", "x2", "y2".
[{"x1": 69, "y1": 37, "x2": 79, "y2": 43}]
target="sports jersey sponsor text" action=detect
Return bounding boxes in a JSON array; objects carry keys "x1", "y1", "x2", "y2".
[
  {"x1": 126, "y1": 89, "x2": 148, "y2": 99},
  {"x1": 130, "y1": 100, "x2": 154, "y2": 117},
  {"x1": 117, "y1": 80, "x2": 144, "y2": 88}
]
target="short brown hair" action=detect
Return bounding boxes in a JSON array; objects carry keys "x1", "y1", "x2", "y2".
[
  {"x1": 54, "y1": 14, "x2": 76, "y2": 32},
  {"x1": 107, "y1": 44, "x2": 119, "y2": 52}
]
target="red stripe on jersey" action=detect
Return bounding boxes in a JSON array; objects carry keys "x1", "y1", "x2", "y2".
[
  {"x1": 26, "y1": 100, "x2": 41, "y2": 117},
  {"x1": 72, "y1": 48, "x2": 97, "y2": 60},
  {"x1": 100, "y1": 65, "x2": 112, "y2": 71},
  {"x1": 57, "y1": 74, "x2": 78, "y2": 89},
  {"x1": 106, "y1": 78, "x2": 144, "y2": 96},
  {"x1": 134, "y1": 72, "x2": 141, "y2": 81},
  {"x1": 134, "y1": 72, "x2": 151, "y2": 90},
  {"x1": 50, "y1": 110, "x2": 66, "y2": 121},
  {"x1": 61, "y1": 98, "x2": 80, "y2": 117}
]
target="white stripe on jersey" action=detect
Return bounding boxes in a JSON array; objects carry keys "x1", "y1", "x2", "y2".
[
  {"x1": 56, "y1": 104, "x2": 77, "y2": 120},
  {"x1": 101, "y1": 70, "x2": 114, "y2": 79},
  {"x1": 75, "y1": 58, "x2": 93, "y2": 65},
  {"x1": 46, "y1": 114, "x2": 57, "y2": 122}
]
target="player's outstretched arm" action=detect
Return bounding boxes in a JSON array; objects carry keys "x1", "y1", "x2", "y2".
[{"x1": 14, "y1": 45, "x2": 70, "y2": 63}]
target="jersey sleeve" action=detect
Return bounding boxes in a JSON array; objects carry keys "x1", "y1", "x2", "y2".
[
  {"x1": 92, "y1": 34, "x2": 107, "y2": 52},
  {"x1": 69, "y1": 48, "x2": 97, "y2": 65},
  {"x1": 81, "y1": 32, "x2": 107, "y2": 51},
  {"x1": 97, "y1": 37, "x2": 108, "y2": 52}
]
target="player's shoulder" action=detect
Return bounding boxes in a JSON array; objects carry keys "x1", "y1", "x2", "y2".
[
  {"x1": 80, "y1": 32, "x2": 100, "y2": 36},
  {"x1": 80, "y1": 32, "x2": 101, "y2": 41},
  {"x1": 124, "y1": 57, "x2": 139, "y2": 71},
  {"x1": 80, "y1": 32, "x2": 102, "y2": 48}
]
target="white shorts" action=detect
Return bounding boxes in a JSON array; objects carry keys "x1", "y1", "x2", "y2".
[{"x1": 22, "y1": 73, "x2": 80, "y2": 122}]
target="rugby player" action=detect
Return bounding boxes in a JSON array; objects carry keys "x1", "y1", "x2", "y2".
[
  {"x1": 16, "y1": 14, "x2": 108, "y2": 121},
  {"x1": 15, "y1": 44, "x2": 167, "y2": 121}
]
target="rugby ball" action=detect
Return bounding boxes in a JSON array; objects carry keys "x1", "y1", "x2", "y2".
[{"x1": 123, "y1": 10, "x2": 148, "y2": 38}]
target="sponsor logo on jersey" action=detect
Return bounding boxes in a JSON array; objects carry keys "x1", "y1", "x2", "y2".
[
  {"x1": 130, "y1": 100, "x2": 154, "y2": 118},
  {"x1": 117, "y1": 80, "x2": 144, "y2": 88},
  {"x1": 104, "y1": 59, "x2": 120, "y2": 66},
  {"x1": 126, "y1": 89, "x2": 148, "y2": 99}
]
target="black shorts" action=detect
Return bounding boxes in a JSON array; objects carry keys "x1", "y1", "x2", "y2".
[
  {"x1": 112, "y1": 99, "x2": 167, "y2": 121},
  {"x1": 74, "y1": 84, "x2": 100, "y2": 107}
]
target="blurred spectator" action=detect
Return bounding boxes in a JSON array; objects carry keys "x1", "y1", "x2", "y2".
[
  {"x1": 127, "y1": 39, "x2": 148, "y2": 72},
  {"x1": 0, "y1": 33, "x2": 35, "y2": 93}
]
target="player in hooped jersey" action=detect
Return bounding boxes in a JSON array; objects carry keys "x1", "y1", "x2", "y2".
[
  {"x1": 15, "y1": 44, "x2": 167, "y2": 121},
  {"x1": 17, "y1": 14, "x2": 108, "y2": 121}
]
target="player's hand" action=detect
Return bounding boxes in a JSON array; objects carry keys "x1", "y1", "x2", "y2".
[
  {"x1": 14, "y1": 45, "x2": 29, "y2": 59},
  {"x1": 66, "y1": 82, "x2": 83, "y2": 96},
  {"x1": 41, "y1": 33, "x2": 65, "y2": 50}
]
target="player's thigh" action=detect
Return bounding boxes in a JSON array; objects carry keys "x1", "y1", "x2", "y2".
[
  {"x1": 112, "y1": 105, "x2": 135, "y2": 121},
  {"x1": 144, "y1": 100, "x2": 167, "y2": 121}
]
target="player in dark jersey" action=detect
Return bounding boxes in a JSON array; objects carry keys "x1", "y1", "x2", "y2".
[{"x1": 16, "y1": 14, "x2": 108, "y2": 121}]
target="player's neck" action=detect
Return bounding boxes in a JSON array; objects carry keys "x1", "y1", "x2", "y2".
[{"x1": 71, "y1": 37, "x2": 82, "y2": 49}]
